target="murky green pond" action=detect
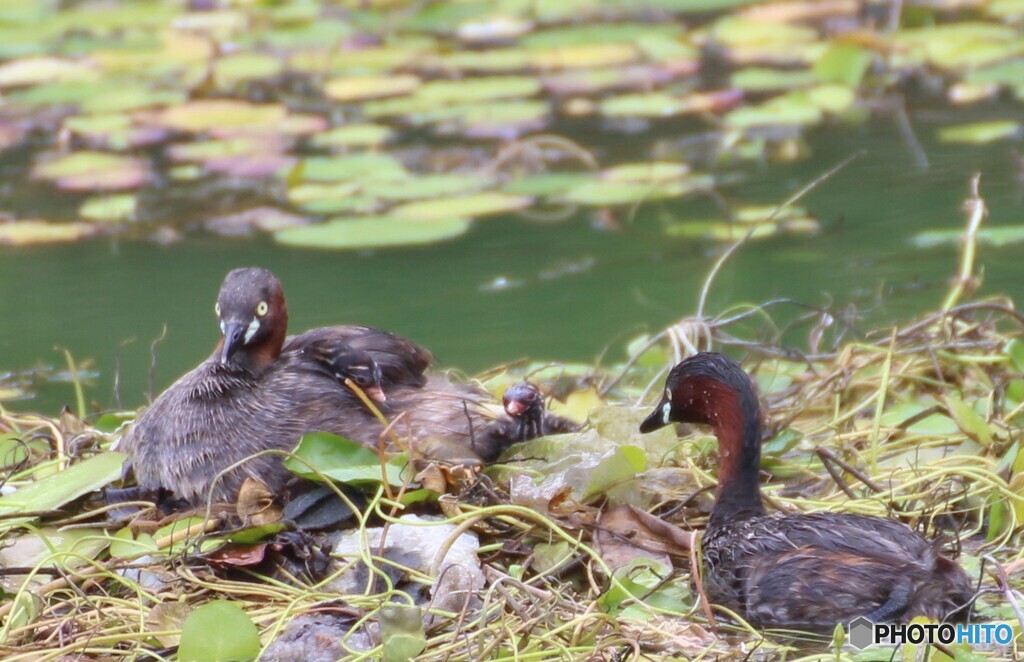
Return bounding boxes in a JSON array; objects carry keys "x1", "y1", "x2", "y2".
[
  {"x1": 4, "y1": 115, "x2": 1022, "y2": 412},
  {"x1": 1, "y1": 0, "x2": 1023, "y2": 412}
]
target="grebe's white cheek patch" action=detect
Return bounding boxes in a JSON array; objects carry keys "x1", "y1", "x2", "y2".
[
  {"x1": 661, "y1": 401, "x2": 672, "y2": 424},
  {"x1": 244, "y1": 317, "x2": 260, "y2": 344},
  {"x1": 219, "y1": 321, "x2": 226, "y2": 335}
]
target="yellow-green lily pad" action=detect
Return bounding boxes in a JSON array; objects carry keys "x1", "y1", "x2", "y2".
[
  {"x1": 79, "y1": 194, "x2": 137, "y2": 222},
  {"x1": 324, "y1": 74, "x2": 421, "y2": 102},
  {"x1": 311, "y1": 124, "x2": 393, "y2": 149},
  {"x1": 937, "y1": 120, "x2": 1022, "y2": 144},
  {"x1": 32, "y1": 151, "x2": 152, "y2": 190},
  {"x1": 151, "y1": 100, "x2": 287, "y2": 133},
  {"x1": 392, "y1": 192, "x2": 531, "y2": 221},
  {"x1": 275, "y1": 216, "x2": 471, "y2": 250},
  {"x1": 363, "y1": 174, "x2": 492, "y2": 201},
  {"x1": 0, "y1": 220, "x2": 99, "y2": 246}
]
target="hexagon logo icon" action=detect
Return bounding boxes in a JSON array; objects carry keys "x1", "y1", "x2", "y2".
[{"x1": 848, "y1": 617, "x2": 874, "y2": 650}]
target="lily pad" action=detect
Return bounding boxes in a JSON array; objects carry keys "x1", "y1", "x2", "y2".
[
  {"x1": 564, "y1": 176, "x2": 712, "y2": 206},
  {"x1": 604, "y1": 162, "x2": 690, "y2": 183},
  {"x1": 392, "y1": 192, "x2": 531, "y2": 221},
  {"x1": 284, "y1": 432, "x2": 405, "y2": 485},
  {"x1": 0, "y1": 452, "x2": 126, "y2": 532},
  {"x1": 324, "y1": 74, "x2": 421, "y2": 102},
  {"x1": 275, "y1": 216, "x2": 471, "y2": 250},
  {"x1": 0, "y1": 56, "x2": 94, "y2": 88},
  {"x1": 296, "y1": 153, "x2": 408, "y2": 183},
  {"x1": 911, "y1": 225, "x2": 1024, "y2": 248},
  {"x1": 414, "y1": 76, "x2": 541, "y2": 105},
  {"x1": 937, "y1": 121, "x2": 1022, "y2": 144},
  {"x1": 151, "y1": 100, "x2": 287, "y2": 133},
  {"x1": 502, "y1": 173, "x2": 596, "y2": 196},
  {"x1": 32, "y1": 151, "x2": 152, "y2": 190},
  {"x1": 311, "y1": 124, "x2": 394, "y2": 149},
  {"x1": 178, "y1": 601, "x2": 260, "y2": 662},
  {"x1": 213, "y1": 53, "x2": 283, "y2": 87},
  {"x1": 0, "y1": 220, "x2": 99, "y2": 246},
  {"x1": 363, "y1": 174, "x2": 492, "y2": 201},
  {"x1": 79, "y1": 194, "x2": 137, "y2": 222}
]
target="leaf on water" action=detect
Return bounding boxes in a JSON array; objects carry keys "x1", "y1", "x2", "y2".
[
  {"x1": 937, "y1": 120, "x2": 1021, "y2": 144},
  {"x1": 806, "y1": 84, "x2": 855, "y2": 113},
  {"x1": 600, "y1": 92, "x2": 686, "y2": 117},
  {"x1": 502, "y1": 172, "x2": 595, "y2": 196},
  {"x1": 731, "y1": 67, "x2": 816, "y2": 91},
  {"x1": 392, "y1": 192, "x2": 531, "y2": 221},
  {"x1": 79, "y1": 194, "x2": 137, "y2": 222},
  {"x1": 363, "y1": 173, "x2": 492, "y2": 201},
  {"x1": 296, "y1": 153, "x2": 408, "y2": 183},
  {"x1": 178, "y1": 601, "x2": 261, "y2": 662},
  {"x1": 414, "y1": 76, "x2": 541, "y2": 105},
  {"x1": 0, "y1": 56, "x2": 94, "y2": 88},
  {"x1": 813, "y1": 43, "x2": 873, "y2": 87},
  {"x1": 168, "y1": 136, "x2": 288, "y2": 163},
  {"x1": 32, "y1": 151, "x2": 152, "y2": 190},
  {"x1": 324, "y1": 74, "x2": 421, "y2": 102},
  {"x1": 311, "y1": 123, "x2": 394, "y2": 149},
  {"x1": 0, "y1": 220, "x2": 100, "y2": 246},
  {"x1": 0, "y1": 452, "x2": 127, "y2": 532},
  {"x1": 724, "y1": 92, "x2": 823, "y2": 129},
  {"x1": 206, "y1": 207, "x2": 309, "y2": 237},
  {"x1": 564, "y1": 176, "x2": 711, "y2": 206},
  {"x1": 603, "y1": 162, "x2": 690, "y2": 183},
  {"x1": 911, "y1": 225, "x2": 1024, "y2": 248},
  {"x1": 213, "y1": 53, "x2": 283, "y2": 87},
  {"x1": 529, "y1": 43, "x2": 638, "y2": 70},
  {"x1": 275, "y1": 216, "x2": 470, "y2": 250},
  {"x1": 284, "y1": 431, "x2": 406, "y2": 485},
  {"x1": 150, "y1": 100, "x2": 287, "y2": 133}
]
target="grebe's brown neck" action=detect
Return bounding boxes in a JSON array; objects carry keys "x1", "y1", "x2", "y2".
[{"x1": 639, "y1": 353, "x2": 765, "y2": 527}]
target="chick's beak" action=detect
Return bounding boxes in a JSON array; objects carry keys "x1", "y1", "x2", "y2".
[
  {"x1": 505, "y1": 399, "x2": 528, "y2": 416},
  {"x1": 220, "y1": 322, "x2": 246, "y2": 365},
  {"x1": 365, "y1": 385, "x2": 387, "y2": 403},
  {"x1": 639, "y1": 398, "x2": 672, "y2": 433}
]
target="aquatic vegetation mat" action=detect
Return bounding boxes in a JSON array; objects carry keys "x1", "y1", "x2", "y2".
[
  {"x1": 4, "y1": 286, "x2": 1024, "y2": 658},
  {"x1": 1, "y1": 0, "x2": 1023, "y2": 248}
]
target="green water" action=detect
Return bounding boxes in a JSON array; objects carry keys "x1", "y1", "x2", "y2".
[{"x1": 2, "y1": 114, "x2": 1023, "y2": 413}]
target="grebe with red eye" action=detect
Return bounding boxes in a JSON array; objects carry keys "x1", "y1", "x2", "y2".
[{"x1": 639, "y1": 352, "x2": 973, "y2": 630}]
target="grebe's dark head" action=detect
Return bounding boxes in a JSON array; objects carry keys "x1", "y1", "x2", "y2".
[
  {"x1": 639, "y1": 352, "x2": 758, "y2": 433},
  {"x1": 215, "y1": 267, "x2": 288, "y2": 368},
  {"x1": 640, "y1": 352, "x2": 765, "y2": 522},
  {"x1": 331, "y1": 350, "x2": 386, "y2": 403},
  {"x1": 503, "y1": 381, "x2": 544, "y2": 418}
]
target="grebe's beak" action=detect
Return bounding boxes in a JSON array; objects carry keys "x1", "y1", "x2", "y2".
[
  {"x1": 639, "y1": 397, "x2": 672, "y2": 433},
  {"x1": 505, "y1": 399, "x2": 528, "y2": 416},
  {"x1": 220, "y1": 321, "x2": 246, "y2": 365},
  {"x1": 365, "y1": 385, "x2": 387, "y2": 403}
]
